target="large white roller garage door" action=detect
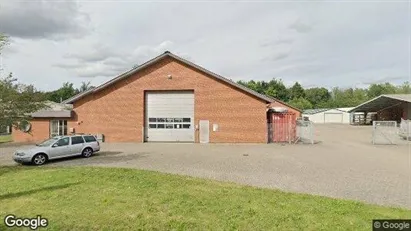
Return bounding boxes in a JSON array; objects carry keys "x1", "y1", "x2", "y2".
[
  {"x1": 324, "y1": 113, "x2": 343, "y2": 123},
  {"x1": 145, "y1": 91, "x2": 194, "y2": 142}
]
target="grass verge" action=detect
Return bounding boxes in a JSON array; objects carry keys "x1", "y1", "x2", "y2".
[
  {"x1": 0, "y1": 135, "x2": 12, "y2": 143},
  {"x1": 0, "y1": 166, "x2": 409, "y2": 230}
]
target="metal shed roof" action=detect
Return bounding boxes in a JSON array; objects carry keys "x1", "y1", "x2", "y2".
[
  {"x1": 302, "y1": 108, "x2": 330, "y2": 115},
  {"x1": 348, "y1": 94, "x2": 411, "y2": 113}
]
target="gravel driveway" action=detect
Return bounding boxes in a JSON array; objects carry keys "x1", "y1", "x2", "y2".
[{"x1": 1, "y1": 124, "x2": 410, "y2": 209}]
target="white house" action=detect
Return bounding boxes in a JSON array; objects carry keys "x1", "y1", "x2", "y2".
[{"x1": 302, "y1": 107, "x2": 355, "y2": 124}]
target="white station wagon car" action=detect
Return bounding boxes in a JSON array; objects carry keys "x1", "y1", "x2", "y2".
[{"x1": 13, "y1": 135, "x2": 100, "y2": 165}]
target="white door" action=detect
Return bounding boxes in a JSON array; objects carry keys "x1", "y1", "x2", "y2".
[
  {"x1": 199, "y1": 120, "x2": 209, "y2": 143},
  {"x1": 324, "y1": 113, "x2": 343, "y2": 123},
  {"x1": 145, "y1": 91, "x2": 194, "y2": 142}
]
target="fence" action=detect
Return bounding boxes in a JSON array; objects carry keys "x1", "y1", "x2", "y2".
[
  {"x1": 295, "y1": 120, "x2": 315, "y2": 144},
  {"x1": 399, "y1": 119, "x2": 411, "y2": 140},
  {"x1": 267, "y1": 114, "x2": 315, "y2": 144},
  {"x1": 372, "y1": 121, "x2": 398, "y2": 145}
]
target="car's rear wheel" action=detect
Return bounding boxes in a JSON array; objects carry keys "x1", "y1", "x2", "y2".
[
  {"x1": 82, "y1": 148, "x2": 93, "y2": 158},
  {"x1": 32, "y1": 153, "x2": 47, "y2": 165}
]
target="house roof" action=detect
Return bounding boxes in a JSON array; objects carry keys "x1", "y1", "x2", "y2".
[
  {"x1": 31, "y1": 110, "x2": 72, "y2": 118},
  {"x1": 302, "y1": 108, "x2": 355, "y2": 115},
  {"x1": 348, "y1": 94, "x2": 411, "y2": 113},
  {"x1": 337, "y1": 107, "x2": 354, "y2": 112},
  {"x1": 382, "y1": 94, "x2": 411, "y2": 102},
  {"x1": 62, "y1": 51, "x2": 301, "y2": 112},
  {"x1": 30, "y1": 101, "x2": 73, "y2": 118},
  {"x1": 302, "y1": 108, "x2": 330, "y2": 115}
]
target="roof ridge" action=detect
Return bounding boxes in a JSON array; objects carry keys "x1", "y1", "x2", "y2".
[{"x1": 63, "y1": 51, "x2": 301, "y2": 112}]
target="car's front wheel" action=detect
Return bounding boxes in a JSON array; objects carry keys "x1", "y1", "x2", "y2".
[
  {"x1": 82, "y1": 148, "x2": 93, "y2": 158},
  {"x1": 32, "y1": 153, "x2": 47, "y2": 165}
]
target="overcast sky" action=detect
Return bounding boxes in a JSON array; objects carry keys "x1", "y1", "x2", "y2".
[{"x1": 0, "y1": 0, "x2": 410, "y2": 91}]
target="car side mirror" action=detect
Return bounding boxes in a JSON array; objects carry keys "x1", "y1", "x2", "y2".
[{"x1": 52, "y1": 143, "x2": 58, "y2": 148}]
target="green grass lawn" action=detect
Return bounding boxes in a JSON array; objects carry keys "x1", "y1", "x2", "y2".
[
  {"x1": 0, "y1": 166, "x2": 409, "y2": 230},
  {"x1": 0, "y1": 134, "x2": 12, "y2": 143}
]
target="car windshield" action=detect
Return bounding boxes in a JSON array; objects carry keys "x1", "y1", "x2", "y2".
[{"x1": 37, "y1": 138, "x2": 59, "y2": 147}]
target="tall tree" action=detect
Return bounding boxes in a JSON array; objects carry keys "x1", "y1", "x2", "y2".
[
  {"x1": 0, "y1": 33, "x2": 8, "y2": 50},
  {"x1": 396, "y1": 82, "x2": 411, "y2": 94},
  {"x1": 265, "y1": 78, "x2": 289, "y2": 101},
  {"x1": 305, "y1": 87, "x2": 331, "y2": 107},
  {"x1": 288, "y1": 97, "x2": 313, "y2": 110},
  {"x1": 0, "y1": 73, "x2": 46, "y2": 130},
  {"x1": 79, "y1": 81, "x2": 94, "y2": 93},
  {"x1": 367, "y1": 82, "x2": 397, "y2": 98},
  {"x1": 238, "y1": 78, "x2": 289, "y2": 101},
  {"x1": 289, "y1": 82, "x2": 305, "y2": 100},
  {"x1": 45, "y1": 82, "x2": 79, "y2": 102},
  {"x1": 0, "y1": 33, "x2": 46, "y2": 130}
]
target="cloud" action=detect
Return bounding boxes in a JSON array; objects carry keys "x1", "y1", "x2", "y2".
[
  {"x1": 361, "y1": 76, "x2": 406, "y2": 85},
  {"x1": 63, "y1": 44, "x2": 120, "y2": 62},
  {"x1": 1, "y1": 2, "x2": 409, "y2": 91},
  {"x1": 288, "y1": 19, "x2": 312, "y2": 33},
  {"x1": 53, "y1": 40, "x2": 174, "y2": 78},
  {"x1": 260, "y1": 37, "x2": 294, "y2": 47},
  {"x1": 0, "y1": 38, "x2": 19, "y2": 56},
  {"x1": 267, "y1": 52, "x2": 290, "y2": 61},
  {"x1": 52, "y1": 63, "x2": 83, "y2": 69},
  {"x1": 0, "y1": 0, "x2": 90, "y2": 40},
  {"x1": 71, "y1": 63, "x2": 128, "y2": 78},
  {"x1": 131, "y1": 41, "x2": 174, "y2": 60}
]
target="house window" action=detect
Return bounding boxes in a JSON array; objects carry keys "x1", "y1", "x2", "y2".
[
  {"x1": 50, "y1": 120, "x2": 68, "y2": 137},
  {"x1": 148, "y1": 117, "x2": 192, "y2": 129}
]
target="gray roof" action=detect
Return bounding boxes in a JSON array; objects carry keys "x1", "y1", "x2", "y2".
[
  {"x1": 30, "y1": 101, "x2": 73, "y2": 118},
  {"x1": 43, "y1": 100, "x2": 73, "y2": 110},
  {"x1": 382, "y1": 94, "x2": 411, "y2": 102},
  {"x1": 31, "y1": 110, "x2": 72, "y2": 118},
  {"x1": 63, "y1": 51, "x2": 301, "y2": 112},
  {"x1": 302, "y1": 108, "x2": 330, "y2": 115},
  {"x1": 337, "y1": 107, "x2": 354, "y2": 112},
  {"x1": 348, "y1": 94, "x2": 411, "y2": 113}
]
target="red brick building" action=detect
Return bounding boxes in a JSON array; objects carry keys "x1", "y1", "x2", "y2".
[{"x1": 13, "y1": 52, "x2": 301, "y2": 143}]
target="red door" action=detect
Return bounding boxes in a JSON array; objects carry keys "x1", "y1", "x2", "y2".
[{"x1": 271, "y1": 113, "x2": 296, "y2": 143}]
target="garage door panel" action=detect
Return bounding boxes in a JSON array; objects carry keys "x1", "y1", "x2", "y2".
[
  {"x1": 147, "y1": 129, "x2": 193, "y2": 142},
  {"x1": 324, "y1": 113, "x2": 343, "y2": 123},
  {"x1": 146, "y1": 92, "x2": 194, "y2": 142}
]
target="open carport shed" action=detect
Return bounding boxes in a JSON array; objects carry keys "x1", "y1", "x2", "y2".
[{"x1": 348, "y1": 94, "x2": 411, "y2": 122}]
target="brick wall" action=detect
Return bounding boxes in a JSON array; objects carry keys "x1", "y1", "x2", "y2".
[
  {"x1": 12, "y1": 119, "x2": 51, "y2": 143},
  {"x1": 70, "y1": 57, "x2": 270, "y2": 143}
]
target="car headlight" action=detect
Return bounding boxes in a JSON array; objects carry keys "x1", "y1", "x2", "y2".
[{"x1": 15, "y1": 152, "x2": 26, "y2": 156}]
